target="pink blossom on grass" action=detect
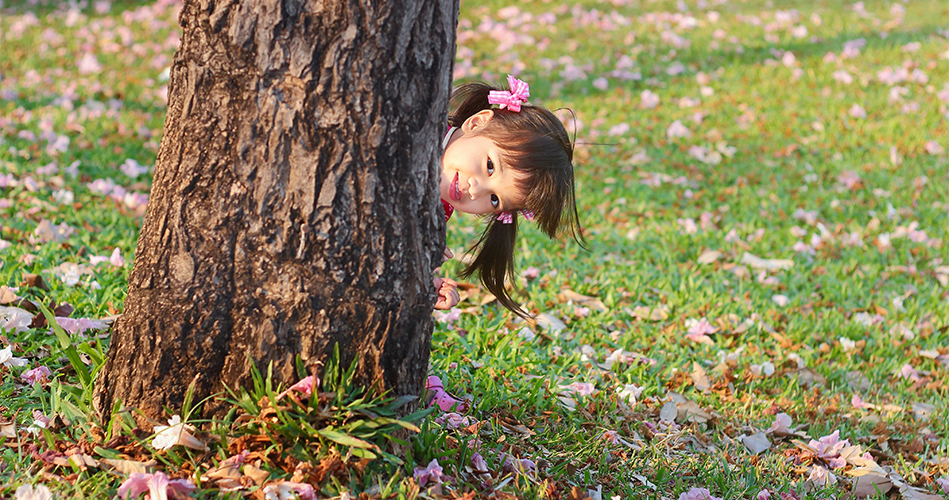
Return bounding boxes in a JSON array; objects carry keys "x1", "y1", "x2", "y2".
[
  {"x1": 601, "y1": 430, "x2": 621, "y2": 445},
  {"x1": 151, "y1": 415, "x2": 208, "y2": 451},
  {"x1": 433, "y1": 307, "x2": 462, "y2": 327},
  {"x1": 278, "y1": 375, "x2": 317, "y2": 399},
  {"x1": 768, "y1": 413, "x2": 792, "y2": 434},
  {"x1": 936, "y1": 477, "x2": 949, "y2": 494},
  {"x1": 123, "y1": 192, "x2": 149, "y2": 214},
  {"x1": 32, "y1": 410, "x2": 52, "y2": 429},
  {"x1": 756, "y1": 490, "x2": 771, "y2": 500},
  {"x1": 677, "y1": 218, "x2": 698, "y2": 234},
  {"x1": 832, "y1": 70, "x2": 853, "y2": 85},
  {"x1": 640, "y1": 90, "x2": 660, "y2": 109},
  {"x1": 851, "y1": 394, "x2": 876, "y2": 410},
  {"x1": 616, "y1": 383, "x2": 643, "y2": 404},
  {"x1": 261, "y1": 482, "x2": 315, "y2": 500},
  {"x1": 220, "y1": 450, "x2": 250, "y2": 467},
  {"x1": 414, "y1": 459, "x2": 446, "y2": 487},
  {"x1": 90, "y1": 254, "x2": 110, "y2": 265},
  {"x1": 54, "y1": 317, "x2": 108, "y2": 335},
  {"x1": 115, "y1": 471, "x2": 195, "y2": 500},
  {"x1": 110, "y1": 248, "x2": 126, "y2": 267},
  {"x1": 896, "y1": 363, "x2": 920, "y2": 382},
  {"x1": 924, "y1": 141, "x2": 944, "y2": 155},
  {"x1": 14, "y1": 484, "x2": 52, "y2": 500},
  {"x1": 684, "y1": 318, "x2": 717, "y2": 343},
  {"x1": 120, "y1": 159, "x2": 150, "y2": 178},
  {"x1": 938, "y1": 87, "x2": 949, "y2": 104},
  {"x1": 501, "y1": 455, "x2": 536, "y2": 476},
  {"x1": 807, "y1": 465, "x2": 836, "y2": 486},
  {"x1": 559, "y1": 382, "x2": 596, "y2": 397},
  {"x1": 77, "y1": 53, "x2": 102, "y2": 75},
  {"x1": 21, "y1": 366, "x2": 52, "y2": 386},
  {"x1": 0, "y1": 346, "x2": 28, "y2": 368},
  {"x1": 470, "y1": 453, "x2": 490, "y2": 476},
  {"x1": 678, "y1": 487, "x2": 721, "y2": 500},
  {"x1": 848, "y1": 104, "x2": 866, "y2": 119},
  {"x1": 666, "y1": 120, "x2": 691, "y2": 139},
  {"x1": 792, "y1": 241, "x2": 815, "y2": 255},
  {"x1": 608, "y1": 122, "x2": 629, "y2": 136},
  {"x1": 837, "y1": 170, "x2": 861, "y2": 189},
  {"x1": 841, "y1": 231, "x2": 864, "y2": 247},
  {"x1": 434, "y1": 412, "x2": 472, "y2": 429},
  {"x1": 807, "y1": 430, "x2": 849, "y2": 468},
  {"x1": 639, "y1": 89, "x2": 660, "y2": 109},
  {"x1": 87, "y1": 178, "x2": 121, "y2": 196}
]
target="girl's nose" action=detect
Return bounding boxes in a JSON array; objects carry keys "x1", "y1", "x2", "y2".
[{"x1": 467, "y1": 177, "x2": 485, "y2": 199}]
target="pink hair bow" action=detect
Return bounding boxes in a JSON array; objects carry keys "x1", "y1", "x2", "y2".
[
  {"x1": 496, "y1": 210, "x2": 534, "y2": 224},
  {"x1": 488, "y1": 75, "x2": 530, "y2": 112}
]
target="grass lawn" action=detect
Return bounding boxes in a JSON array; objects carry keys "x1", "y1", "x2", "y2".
[{"x1": 1, "y1": 0, "x2": 948, "y2": 498}]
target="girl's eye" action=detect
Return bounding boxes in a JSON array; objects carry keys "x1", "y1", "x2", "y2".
[
  {"x1": 491, "y1": 194, "x2": 499, "y2": 208},
  {"x1": 487, "y1": 158, "x2": 495, "y2": 176}
]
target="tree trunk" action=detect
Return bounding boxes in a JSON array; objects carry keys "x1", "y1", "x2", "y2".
[{"x1": 94, "y1": 0, "x2": 457, "y2": 427}]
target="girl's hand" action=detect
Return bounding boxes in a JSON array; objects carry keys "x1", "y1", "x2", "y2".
[
  {"x1": 433, "y1": 277, "x2": 460, "y2": 310},
  {"x1": 442, "y1": 247, "x2": 454, "y2": 265}
]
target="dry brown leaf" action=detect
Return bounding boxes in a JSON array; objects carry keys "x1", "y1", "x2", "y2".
[
  {"x1": 568, "y1": 486, "x2": 594, "y2": 500},
  {"x1": 789, "y1": 368, "x2": 825, "y2": 388},
  {"x1": 740, "y1": 432, "x2": 771, "y2": 455},
  {"x1": 912, "y1": 403, "x2": 936, "y2": 420},
  {"x1": 559, "y1": 289, "x2": 608, "y2": 312},
  {"x1": 881, "y1": 404, "x2": 903, "y2": 417},
  {"x1": 202, "y1": 464, "x2": 243, "y2": 482},
  {"x1": 33, "y1": 219, "x2": 71, "y2": 244},
  {"x1": 533, "y1": 313, "x2": 567, "y2": 333},
  {"x1": 691, "y1": 362, "x2": 711, "y2": 393},
  {"x1": 629, "y1": 305, "x2": 670, "y2": 321},
  {"x1": 697, "y1": 249, "x2": 723, "y2": 265},
  {"x1": 68, "y1": 453, "x2": 98, "y2": 470},
  {"x1": 729, "y1": 265, "x2": 751, "y2": 279},
  {"x1": 934, "y1": 266, "x2": 949, "y2": 287},
  {"x1": 558, "y1": 396, "x2": 577, "y2": 411},
  {"x1": 242, "y1": 463, "x2": 270, "y2": 485},
  {"x1": 631, "y1": 473, "x2": 657, "y2": 490},
  {"x1": 676, "y1": 400, "x2": 713, "y2": 424},
  {"x1": 846, "y1": 371, "x2": 871, "y2": 392},
  {"x1": 0, "y1": 421, "x2": 17, "y2": 438},
  {"x1": 0, "y1": 286, "x2": 18, "y2": 304},
  {"x1": 898, "y1": 486, "x2": 946, "y2": 500},
  {"x1": 21, "y1": 273, "x2": 51, "y2": 292},
  {"x1": 100, "y1": 458, "x2": 157, "y2": 474},
  {"x1": 659, "y1": 400, "x2": 678, "y2": 421},
  {"x1": 740, "y1": 252, "x2": 794, "y2": 270},
  {"x1": 853, "y1": 475, "x2": 894, "y2": 498}
]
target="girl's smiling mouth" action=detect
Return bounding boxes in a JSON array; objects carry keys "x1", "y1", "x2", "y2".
[{"x1": 450, "y1": 172, "x2": 461, "y2": 201}]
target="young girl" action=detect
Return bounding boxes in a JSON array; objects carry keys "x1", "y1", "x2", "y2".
[
  {"x1": 434, "y1": 75, "x2": 583, "y2": 316},
  {"x1": 428, "y1": 75, "x2": 584, "y2": 411}
]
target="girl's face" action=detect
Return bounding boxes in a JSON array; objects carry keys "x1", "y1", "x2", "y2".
[{"x1": 440, "y1": 110, "x2": 526, "y2": 215}]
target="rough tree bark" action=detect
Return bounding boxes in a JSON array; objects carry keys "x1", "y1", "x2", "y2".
[{"x1": 94, "y1": 0, "x2": 457, "y2": 426}]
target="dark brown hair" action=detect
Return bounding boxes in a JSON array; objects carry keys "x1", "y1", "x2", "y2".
[{"x1": 448, "y1": 82, "x2": 584, "y2": 317}]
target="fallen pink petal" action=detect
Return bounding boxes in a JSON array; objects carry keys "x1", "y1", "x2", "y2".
[
  {"x1": 678, "y1": 487, "x2": 722, "y2": 500},
  {"x1": 21, "y1": 366, "x2": 52, "y2": 386}
]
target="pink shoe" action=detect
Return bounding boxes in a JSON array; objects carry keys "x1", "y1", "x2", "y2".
[{"x1": 425, "y1": 376, "x2": 470, "y2": 413}]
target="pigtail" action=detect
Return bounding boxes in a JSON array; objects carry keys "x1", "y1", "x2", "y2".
[{"x1": 459, "y1": 217, "x2": 528, "y2": 318}]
